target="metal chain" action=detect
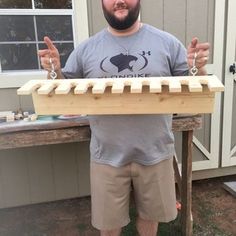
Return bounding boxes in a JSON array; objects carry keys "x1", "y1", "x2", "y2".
[
  {"x1": 190, "y1": 52, "x2": 198, "y2": 76},
  {"x1": 49, "y1": 58, "x2": 57, "y2": 80}
]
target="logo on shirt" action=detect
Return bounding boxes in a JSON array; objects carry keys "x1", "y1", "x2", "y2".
[{"x1": 100, "y1": 51, "x2": 151, "y2": 74}]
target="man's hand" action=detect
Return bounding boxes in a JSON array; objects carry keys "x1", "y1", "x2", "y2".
[
  {"x1": 38, "y1": 36, "x2": 62, "y2": 78},
  {"x1": 187, "y1": 37, "x2": 210, "y2": 75}
]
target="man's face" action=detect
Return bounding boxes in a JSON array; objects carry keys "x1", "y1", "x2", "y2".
[{"x1": 102, "y1": 0, "x2": 140, "y2": 30}]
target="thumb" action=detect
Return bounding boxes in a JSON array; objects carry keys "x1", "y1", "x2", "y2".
[{"x1": 190, "y1": 37, "x2": 199, "y2": 49}]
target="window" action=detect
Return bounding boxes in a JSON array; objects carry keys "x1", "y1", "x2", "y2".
[
  {"x1": 0, "y1": 0, "x2": 75, "y2": 72},
  {"x1": 0, "y1": 0, "x2": 88, "y2": 88}
]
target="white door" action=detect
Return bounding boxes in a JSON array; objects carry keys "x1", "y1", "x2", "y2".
[
  {"x1": 222, "y1": 0, "x2": 236, "y2": 167},
  {"x1": 152, "y1": 0, "x2": 226, "y2": 171},
  {"x1": 191, "y1": 0, "x2": 225, "y2": 170}
]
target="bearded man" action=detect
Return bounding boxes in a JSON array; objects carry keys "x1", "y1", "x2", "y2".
[{"x1": 39, "y1": 1, "x2": 210, "y2": 235}]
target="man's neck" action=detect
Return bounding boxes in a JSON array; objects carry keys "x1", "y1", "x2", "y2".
[{"x1": 107, "y1": 20, "x2": 142, "y2": 37}]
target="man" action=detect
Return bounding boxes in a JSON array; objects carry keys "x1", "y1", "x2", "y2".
[{"x1": 39, "y1": 0, "x2": 210, "y2": 235}]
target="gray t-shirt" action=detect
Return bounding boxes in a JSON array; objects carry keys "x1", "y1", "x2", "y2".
[{"x1": 62, "y1": 24, "x2": 188, "y2": 167}]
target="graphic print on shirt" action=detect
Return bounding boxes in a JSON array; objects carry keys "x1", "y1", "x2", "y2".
[{"x1": 100, "y1": 51, "x2": 151, "y2": 77}]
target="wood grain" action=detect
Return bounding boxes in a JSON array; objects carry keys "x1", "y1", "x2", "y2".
[{"x1": 17, "y1": 76, "x2": 224, "y2": 115}]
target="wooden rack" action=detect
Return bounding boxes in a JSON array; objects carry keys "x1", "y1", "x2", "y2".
[{"x1": 17, "y1": 76, "x2": 224, "y2": 115}]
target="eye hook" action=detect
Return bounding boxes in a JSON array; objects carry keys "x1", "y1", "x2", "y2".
[
  {"x1": 190, "y1": 52, "x2": 198, "y2": 76},
  {"x1": 49, "y1": 57, "x2": 57, "y2": 80}
]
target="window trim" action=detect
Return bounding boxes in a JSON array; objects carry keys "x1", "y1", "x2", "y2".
[{"x1": 0, "y1": 0, "x2": 89, "y2": 88}]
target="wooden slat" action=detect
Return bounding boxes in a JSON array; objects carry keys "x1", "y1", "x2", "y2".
[
  {"x1": 188, "y1": 80, "x2": 203, "y2": 92},
  {"x1": 206, "y1": 75, "x2": 225, "y2": 92},
  {"x1": 74, "y1": 82, "x2": 90, "y2": 94},
  {"x1": 17, "y1": 76, "x2": 224, "y2": 95},
  {"x1": 169, "y1": 79, "x2": 182, "y2": 92},
  {"x1": 131, "y1": 81, "x2": 142, "y2": 93},
  {"x1": 17, "y1": 80, "x2": 42, "y2": 95},
  {"x1": 37, "y1": 82, "x2": 57, "y2": 95},
  {"x1": 92, "y1": 81, "x2": 107, "y2": 94},
  {"x1": 111, "y1": 81, "x2": 124, "y2": 93},
  {"x1": 149, "y1": 80, "x2": 162, "y2": 93},
  {"x1": 54, "y1": 81, "x2": 73, "y2": 94}
]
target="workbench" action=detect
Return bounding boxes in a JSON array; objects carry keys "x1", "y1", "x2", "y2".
[{"x1": 0, "y1": 114, "x2": 202, "y2": 236}]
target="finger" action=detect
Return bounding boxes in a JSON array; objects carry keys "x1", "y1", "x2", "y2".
[
  {"x1": 196, "y1": 42, "x2": 210, "y2": 50},
  {"x1": 187, "y1": 50, "x2": 209, "y2": 59},
  {"x1": 40, "y1": 57, "x2": 51, "y2": 71},
  {"x1": 187, "y1": 48, "x2": 198, "y2": 55},
  {"x1": 44, "y1": 36, "x2": 56, "y2": 51},
  {"x1": 190, "y1": 37, "x2": 199, "y2": 49},
  {"x1": 38, "y1": 49, "x2": 51, "y2": 57},
  {"x1": 188, "y1": 57, "x2": 208, "y2": 68},
  {"x1": 41, "y1": 57, "x2": 61, "y2": 71},
  {"x1": 41, "y1": 57, "x2": 56, "y2": 68},
  {"x1": 41, "y1": 57, "x2": 52, "y2": 66},
  {"x1": 196, "y1": 56, "x2": 209, "y2": 65}
]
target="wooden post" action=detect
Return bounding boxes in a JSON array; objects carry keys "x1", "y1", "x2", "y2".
[{"x1": 181, "y1": 130, "x2": 193, "y2": 236}]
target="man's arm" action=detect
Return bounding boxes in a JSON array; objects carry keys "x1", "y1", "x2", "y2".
[
  {"x1": 38, "y1": 36, "x2": 64, "y2": 79},
  {"x1": 187, "y1": 37, "x2": 210, "y2": 76}
]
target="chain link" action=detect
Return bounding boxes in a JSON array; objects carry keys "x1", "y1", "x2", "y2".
[
  {"x1": 49, "y1": 58, "x2": 57, "y2": 80},
  {"x1": 190, "y1": 52, "x2": 198, "y2": 76}
]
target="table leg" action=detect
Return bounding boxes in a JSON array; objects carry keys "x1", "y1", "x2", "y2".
[{"x1": 181, "y1": 130, "x2": 193, "y2": 236}]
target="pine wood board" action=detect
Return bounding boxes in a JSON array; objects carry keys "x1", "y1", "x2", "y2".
[
  {"x1": 17, "y1": 76, "x2": 224, "y2": 95},
  {"x1": 17, "y1": 76, "x2": 224, "y2": 115},
  {"x1": 30, "y1": 88, "x2": 215, "y2": 115}
]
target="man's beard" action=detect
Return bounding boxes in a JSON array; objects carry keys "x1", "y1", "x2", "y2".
[{"x1": 102, "y1": 1, "x2": 140, "y2": 30}]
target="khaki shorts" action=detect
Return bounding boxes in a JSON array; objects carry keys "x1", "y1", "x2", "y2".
[{"x1": 90, "y1": 157, "x2": 177, "y2": 230}]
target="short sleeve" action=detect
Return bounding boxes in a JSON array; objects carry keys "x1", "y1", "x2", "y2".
[
  {"x1": 170, "y1": 39, "x2": 189, "y2": 76},
  {"x1": 62, "y1": 46, "x2": 84, "y2": 78}
]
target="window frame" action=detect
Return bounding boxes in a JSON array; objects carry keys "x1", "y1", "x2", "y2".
[{"x1": 0, "y1": 0, "x2": 89, "y2": 88}]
